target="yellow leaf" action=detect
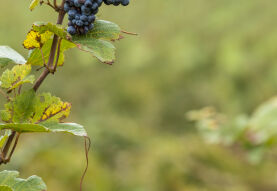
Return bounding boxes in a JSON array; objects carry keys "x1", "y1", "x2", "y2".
[
  {"x1": 30, "y1": 0, "x2": 40, "y2": 11},
  {"x1": 31, "y1": 93, "x2": 72, "y2": 123},
  {"x1": 23, "y1": 30, "x2": 52, "y2": 50}
]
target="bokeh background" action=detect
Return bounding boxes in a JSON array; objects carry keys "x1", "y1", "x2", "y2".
[{"x1": 2, "y1": 0, "x2": 277, "y2": 190}]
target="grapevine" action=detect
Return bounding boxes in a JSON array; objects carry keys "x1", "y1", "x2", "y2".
[{"x1": 0, "y1": 0, "x2": 134, "y2": 190}]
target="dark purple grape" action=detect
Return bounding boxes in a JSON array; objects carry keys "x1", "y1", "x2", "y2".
[{"x1": 67, "y1": 26, "x2": 76, "y2": 35}]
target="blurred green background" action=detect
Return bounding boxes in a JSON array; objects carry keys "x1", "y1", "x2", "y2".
[{"x1": 2, "y1": 0, "x2": 277, "y2": 190}]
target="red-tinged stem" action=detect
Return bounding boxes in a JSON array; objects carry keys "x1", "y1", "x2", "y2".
[
  {"x1": 0, "y1": 131, "x2": 15, "y2": 165},
  {"x1": 33, "y1": 1, "x2": 66, "y2": 92}
]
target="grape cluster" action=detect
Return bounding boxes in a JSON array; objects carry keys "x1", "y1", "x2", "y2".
[
  {"x1": 64, "y1": 0, "x2": 102, "y2": 35},
  {"x1": 64, "y1": 0, "x2": 130, "y2": 36},
  {"x1": 103, "y1": 0, "x2": 129, "y2": 6}
]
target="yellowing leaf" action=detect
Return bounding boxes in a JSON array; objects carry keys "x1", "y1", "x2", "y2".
[
  {"x1": 27, "y1": 39, "x2": 76, "y2": 66},
  {"x1": 0, "y1": 65, "x2": 35, "y2": 91},
  {"x1": 33, "y1": 22, "x2": 68, "y2": 39},
  {"x1": 23, "y1": 30, "x2": 52, "y2": 50},
  {"x1": 32, "y1": 93, "x2": 72, "y2": 123},
  {"x1": 1, "y1": 90, "x2": 72, "y2": 124},
  {"x1": 29, "y1": 0, "x2": 40, "y2": 11}
]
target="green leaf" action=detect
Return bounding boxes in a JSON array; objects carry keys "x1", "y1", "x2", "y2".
[
  {"x1": 0, "y1": 65, "x2": 35, "y2": 91},
  {"x1": 0, "y1": 170, "x2": 46, "y2": 191},
  {"x1": 0, "y1": 185, "x2": 13, "y2": 191},
  {"x1": 74, "y1": 38, "x2": 116, "y2": 64},
  {"x1": 0, "y1": 123, "x2": 47, "y2": 133},
  {"x1": 32, "y1": 22, "x2": 68, "y2": 39},
  {"x1": 27, "y1": 39, "x2": 76, "y2": 66},
  {"x1": 42, "y1": 122, "x2": 87, "y2": 136},
  {"x1": 29, "y1": 0, "x2": 40, "y2": 11},
  {"x1": 0, "y1": 122, "x2": 87, "y2": 137},
  {"x1": 12, "y1": 90, "x2": 36, "y2": 123},
  {"x1": 0, "y1": 46, "x2": 26, "y2": 68},
  {"x1": 0, "y1": 130, "x2": 11, "y2": 148},
  {"x1": 72, "y1": 20, "x2": 122, "y2": 64},
  {"x1": 75, "y1": 20, "x2": 121, "y2": 41}
]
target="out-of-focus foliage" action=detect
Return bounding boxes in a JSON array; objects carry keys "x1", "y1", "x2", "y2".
[
  {"x1": 2, "y1": 0, "x2": 277, "y2": 191},
  {"x1": 188, "y1": 98, "x2": 277, "y2": 164}
]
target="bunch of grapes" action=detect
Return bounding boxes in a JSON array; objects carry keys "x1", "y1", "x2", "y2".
[
  {"x1": 64, "y1": 0, "x2": 101, "y2": 35},
  {"x1": 64, "y1": 0, "x2": 130, "y2": 36}
]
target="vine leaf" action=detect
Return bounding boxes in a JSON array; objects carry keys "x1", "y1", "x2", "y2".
[
  {"x1": 0, "y1": 124, "x2": 46, "y2": 133},
  {"x1": 0, "y1": 46, "x2": 26, "y2": 68},
  {"x1": 26, "y1": 22, "x2": 75, "y2": 66},
  {"x1": 0, "y1": 65, "x2": 35, "y2": 92},
  {"x1": 0, "y1": 90, "x2": 36, "y2": 123},
  {"x1": 41, "y1": 122, "x2": 87, "y2": 136},
  {"x1": 0, "y1": 170, "x2": 47, "y2": 191},
  {"x1": 2, "y1": 90, "x2": 71, "y2": 123},
  {"x1": 75, "y1": 39, "x2": 116, "y2": 64},
  {"x1": 72, "y1": 20, "x2": 122, "y2": 64},
  {"x1": 78, "y1": 20, "x2": 121, "y2": 40},
  {"x1": 0, "y1": 123, "x2": 87, "y2": 137},
  {"x1": 13, "y1": 90, "x2": 36, "y2": 123},
  {"x1": 27, "y1": 39, "x2": 76, "y2": 66},
  {"x1": 23, "y1": 30, "x2": 52, "y2": 50},
  {"x1": 0, "y1": 90, "x2": 87, "y2": 136},
  {"x1": 29, "y1": 0, "x2": 40, "y2": 11},
  {"x1": 31, "y1": 92, "x2": 72, "y2": 123},
  {"x1": 32, "y1": 22, "x2": 69, "y2": 39}
]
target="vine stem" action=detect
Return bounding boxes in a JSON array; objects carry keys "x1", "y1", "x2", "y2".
[
  {"x1": 53, "y1": 0, "x2": 58, "y2": 8},
  {"x1": 33, "y1": 1, "x2": 65, "y2": 92},
  {"x1": 0, "y1": 131, "x2": 16, "y2": 165},
  {"x1": 53, "y1": 38, "x2": 62, "y2": 72},
  {"x1": 5, "y1": 133, "x2": 20, "y2": 163},
  {"x1": 46, "y1": 0, "x2": 58, "y2": 11}
]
